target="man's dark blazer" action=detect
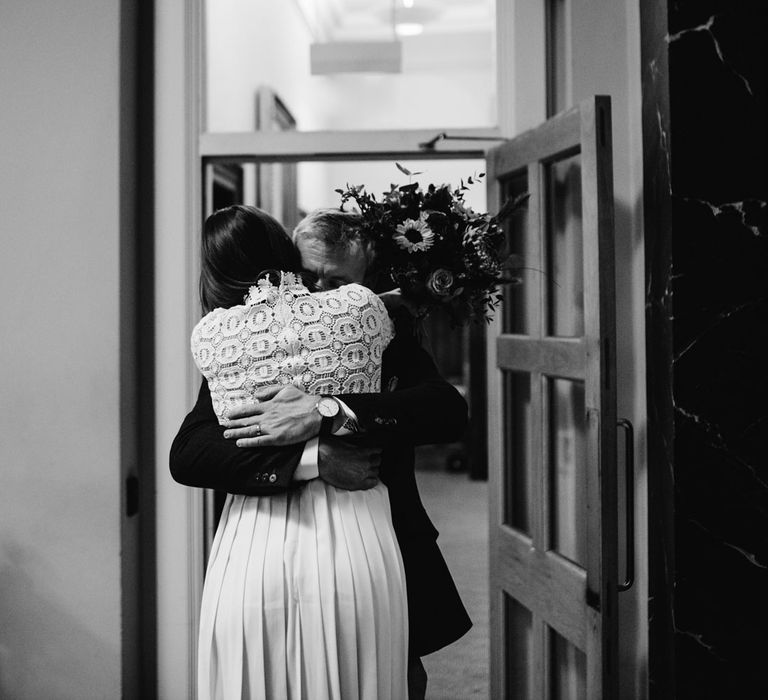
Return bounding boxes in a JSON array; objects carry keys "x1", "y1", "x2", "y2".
[{"x1": 170, "y1": 311, "x2": 472, "y2": 656}]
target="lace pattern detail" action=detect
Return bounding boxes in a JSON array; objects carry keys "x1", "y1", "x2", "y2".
[{"x1": 191, "y1": 273, "x2": 394, "y2": 421}]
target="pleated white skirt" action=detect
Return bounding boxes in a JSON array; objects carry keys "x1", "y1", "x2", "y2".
[{"x1": 198, "y1": 479, "x2": 409, "y2": 700}]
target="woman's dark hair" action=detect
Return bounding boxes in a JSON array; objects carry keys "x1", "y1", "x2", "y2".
[{"x1": 199, "y1": 205, "x2": 301, "y2": 312}]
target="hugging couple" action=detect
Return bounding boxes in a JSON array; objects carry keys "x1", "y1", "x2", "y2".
[{"x1": 170, "y1": 204, "x2": 472, "y2": 700}]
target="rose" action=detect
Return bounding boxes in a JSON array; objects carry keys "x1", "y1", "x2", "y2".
[{"x1": 427, "y1": 268, "x2": 455, "y2": 298}]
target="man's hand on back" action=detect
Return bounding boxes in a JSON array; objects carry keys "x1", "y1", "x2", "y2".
[
  {"x1": 318, "y1": 437, "x2": 382, "y2": 491},
  {"x1": 223, "y1": 385, "x2": 322, "y2": 447}
]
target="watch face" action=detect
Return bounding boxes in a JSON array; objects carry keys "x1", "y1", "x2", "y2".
[{"x1": 317, "y1": 397, "x2": 339, "y2": 418}]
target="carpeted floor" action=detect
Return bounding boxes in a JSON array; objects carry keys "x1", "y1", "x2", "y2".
[{"x1": 414, "y1": 465, "x2": 490, "y2": 700}]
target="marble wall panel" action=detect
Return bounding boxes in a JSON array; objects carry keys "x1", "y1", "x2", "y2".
[{"x1": 645, "y1": 0, "x2": 767, "y2": 696}]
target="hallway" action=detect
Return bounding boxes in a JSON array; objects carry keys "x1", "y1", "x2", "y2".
[{"x1": 415, "y1": 461, "x2": 489, "y2": 699}]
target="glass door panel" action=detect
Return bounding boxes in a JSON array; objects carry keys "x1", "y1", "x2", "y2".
[
  {"x1": 547, "y1": 377, "x2": 587, "y2": 566},
  {"x1": 549, "y1": 628, "x2": 587, "y2": 700},
  {"x1": 505, "y1": 595, "x2": 534, "y2": 700},
  {"x1": 503, "y1": 371, "x2": 533, "y2": 533},
  {"x1": 501, "y1": 170, "x2": 530, "y2": 335},
  {"x1": 545, "y1": 153, "x2": 584, "y2": 337}
]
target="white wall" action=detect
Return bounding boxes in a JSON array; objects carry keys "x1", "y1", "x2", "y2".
[
  {"x1": 205, "y1": 0, "x2": 496, "y2": 134},
  {"x1": 205, "y1": 0, "x2": 324, "y2": 131},
  {"x1": 0, "y1": 1, "x2": 125, "y2": 697},
  {"x1": 301, "y1": 159, "x2": 487, "y2": 213},
  {"x1": 205, "y1": 0, "x2": 497, "y2": 232},
  {"x1": 206, "y1": 0, "x2": 495, "y2": 219}
]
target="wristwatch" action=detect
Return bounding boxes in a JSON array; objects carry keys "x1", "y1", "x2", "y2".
[{"x1": 316, "y1": 396, "x2": 340, "y2": 436}]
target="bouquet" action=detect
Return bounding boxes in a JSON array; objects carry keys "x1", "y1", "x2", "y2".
[{"x1": 336, "y1": 164, "x2": 528, "y2": 325}]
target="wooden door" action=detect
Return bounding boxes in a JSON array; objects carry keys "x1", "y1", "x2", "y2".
[{"x1": 486, "y1": 96, "x2": 618, "y2": 699}]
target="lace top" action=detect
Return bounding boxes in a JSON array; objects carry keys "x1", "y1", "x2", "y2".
[{"x1": 191, "y1": 272, "x2": 394, "y2": 422}]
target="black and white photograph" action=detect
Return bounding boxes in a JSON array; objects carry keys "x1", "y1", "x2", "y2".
[{"x1": 0, "y1": 0, "x2": 765, "y2": 698}]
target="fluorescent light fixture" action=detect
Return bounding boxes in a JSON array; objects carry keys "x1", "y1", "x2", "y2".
[
  {"x1": 310, "y1": 41, "x2": 403, "y2": 74},
  {"x1": 395, "y1": 22, "x2": 423, "y2": 36},
  {"x1": 391, "y1": 3, "x2": 437, "y2": 36}
]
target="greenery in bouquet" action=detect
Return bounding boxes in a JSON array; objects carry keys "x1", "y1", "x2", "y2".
[{"x1": 336, "y1": 164, "x2": 529, "y2": 325}]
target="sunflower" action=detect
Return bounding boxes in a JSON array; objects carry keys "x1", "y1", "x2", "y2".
[{"x1": 393, "y1": 213, "x2": 435, "y2": 253}]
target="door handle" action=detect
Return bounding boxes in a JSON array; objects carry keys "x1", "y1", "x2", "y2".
[{"x1": 617, "y1": 418, "x2": 634, "y2": 592}]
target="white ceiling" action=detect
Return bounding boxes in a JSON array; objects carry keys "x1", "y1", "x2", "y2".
[{"x1": 295, "y1": 0, "x2": 495, "y2": 41}]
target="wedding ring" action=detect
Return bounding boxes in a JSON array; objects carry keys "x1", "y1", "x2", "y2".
[{"x1": 255, "y1": 424, "x2": 262, "y2": 436}]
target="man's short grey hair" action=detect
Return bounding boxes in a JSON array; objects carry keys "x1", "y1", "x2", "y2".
[{"x1": 292, "y1": 209, "x2": 370, "y2": 252}]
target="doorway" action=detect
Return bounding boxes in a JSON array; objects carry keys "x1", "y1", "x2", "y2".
[{"x1": 200, "y1": 151, "x2": 495, "y2": 699}]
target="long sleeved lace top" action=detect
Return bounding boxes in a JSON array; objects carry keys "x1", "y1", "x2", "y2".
[{"x1": 191, "y1": 273, "x2": 394, "y2": 423}]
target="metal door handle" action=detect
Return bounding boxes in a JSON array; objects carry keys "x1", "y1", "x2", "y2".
[{"x1": 617, "y1": 418, "x2": 635, "y2": 592}]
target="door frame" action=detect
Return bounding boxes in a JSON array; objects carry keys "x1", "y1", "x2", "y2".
[
  {"x1": 154, "y1": 0, "x2": 206, "y2": 698},
  {"x1": 199, "y1": 128, "x2": 500, "y2": 162}
]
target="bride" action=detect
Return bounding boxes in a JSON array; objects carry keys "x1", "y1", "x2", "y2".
[{"x1": 190, "y1": 205, "x2": 408, "y2": 700}]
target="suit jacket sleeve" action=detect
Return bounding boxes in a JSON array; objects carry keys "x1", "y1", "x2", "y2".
[
  {"x1": 169, "y1": 380, "x2": 304, "y2": 495},
  {"x1": 334, "y1": 312, "x2": 468, "y2": 445}
]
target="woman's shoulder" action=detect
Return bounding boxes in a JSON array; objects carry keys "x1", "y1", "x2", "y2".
[
  {"x1": 326, "y1": 283, "x2": 392, "y2": 318},
  {"x1": 331, "y1": 283, "x2": 383, "y2": 307},
  {"x1": 333, "y1": 284, "x2": 394, "y2": 344},
  {"x1": 191, "y1": 302, "x2": 249, "y2": 340}
]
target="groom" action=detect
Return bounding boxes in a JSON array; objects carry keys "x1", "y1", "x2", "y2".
[{"x1": 170, "y1": 208, "x2": 472, "y2": 699}]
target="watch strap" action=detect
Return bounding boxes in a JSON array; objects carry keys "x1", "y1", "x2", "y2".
[{"x1": 319, "y1": 415, "x2": 335, "y2": 437}]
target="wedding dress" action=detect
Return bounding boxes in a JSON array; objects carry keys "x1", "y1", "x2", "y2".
[{"x1": 191, "y1": 273, "x2": 408, "y2": 700}]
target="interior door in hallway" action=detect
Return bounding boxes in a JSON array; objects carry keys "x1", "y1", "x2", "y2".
[{"x1": 486, "y1": 96, "x2": 618, "y2": 699}]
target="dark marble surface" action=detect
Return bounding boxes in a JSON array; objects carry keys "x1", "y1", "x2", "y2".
[
  {"x1": 641, "y1": 0, "x2": 676, "y2": 695},
  {"x1": 647, "y1": 0, "x2": 767, "y2": 696}
]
